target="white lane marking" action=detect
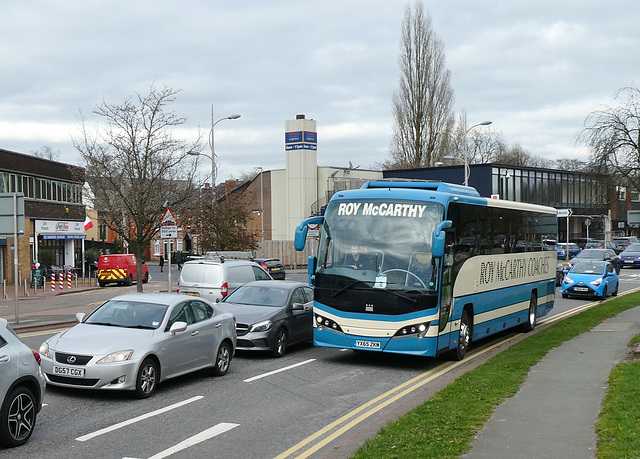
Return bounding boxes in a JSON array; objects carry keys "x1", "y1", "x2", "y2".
[
  {"x1": 146, "y1": 423, "x2": 239, "y2": 459},
  {"x1": 76, "y1": 396, "x2": 204, "y2": 442},
  {"x1": 244, "y1": 359, "x2": 316, "y2": 382}
]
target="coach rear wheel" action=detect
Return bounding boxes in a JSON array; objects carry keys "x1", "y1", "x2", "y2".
[{"x1": 521, "y1": 294, "x2": 537, "y2": 333}]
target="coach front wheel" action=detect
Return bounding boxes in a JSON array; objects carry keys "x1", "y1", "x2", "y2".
[{"x1": 452, "y1": 309, "x2": 471, "y2": 361}]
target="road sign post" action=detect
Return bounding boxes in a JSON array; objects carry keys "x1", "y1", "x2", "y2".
[
  {"x1": 160, "y1": 207, "x2": 178, "y2": 292},
  {"x1": 557, "y1": 209, "x2": 572, "y2": 244},
  {"x1": 0, "y1": 193, "x2": 25, "y2": 324}
]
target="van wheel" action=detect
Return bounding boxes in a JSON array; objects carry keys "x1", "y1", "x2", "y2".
[
  {"x1": 98, "y1": 281, "x2": 106, "y2": 287},
  {"x1": 142, "y1": 272, "x2": 149, "y2": 284},
  {"x1": 125, "y1": 276, "x2": 133, "y2": 286}
]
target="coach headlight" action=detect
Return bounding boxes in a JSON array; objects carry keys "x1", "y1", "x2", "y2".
[
  {"x1": 314, "y1": 314, "x2": 343, "y2": 332},
  {"x1": 395, "y1": 322, "x2": 429, "y2": 339}
]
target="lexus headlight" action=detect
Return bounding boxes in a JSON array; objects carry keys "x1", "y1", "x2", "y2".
[
  {"x1": 249, "y1": 320, "x2": 272, "y2": 333},
  {"x1": 39, "y1": 342, "x2": 50, "y2": 358},
  {"x1": 97, "y1": 350, "x2": 134, "y2": 364}
]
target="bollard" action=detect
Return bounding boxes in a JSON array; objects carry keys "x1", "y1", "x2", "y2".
[
  {"x1": 51, "y1": 271, "x2": 56, "y2": 291},
  {"x1": 24, "y1": 279, "x2": 30, "y2": 298},
  {"x1": 58, "y1": 271, "x2": 64, "y2": 290},
  {"x1": 67, "y1": 270, "x2": 71, "y2": 289},
  {"x1": 3, "y1": 280, "x2": 7, "y2": 299}
]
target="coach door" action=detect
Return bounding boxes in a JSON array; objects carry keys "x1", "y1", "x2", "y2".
[{"x1": 437, "y1": 230, "x2": 455, "y2": 353}]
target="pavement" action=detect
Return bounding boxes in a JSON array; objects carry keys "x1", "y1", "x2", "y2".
[
  {"x1": 2, "y1": 274, "x2": 639, "y2": 458},
  {"x1": 0, "y1": 278, "x2": 105, "y2": 332}
]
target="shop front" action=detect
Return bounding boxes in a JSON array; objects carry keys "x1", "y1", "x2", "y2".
[{"x1": 34, "y1": 220, "x2": 86, "y2": 270}]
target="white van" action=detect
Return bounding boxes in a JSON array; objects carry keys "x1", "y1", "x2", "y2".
[{"x1": 177, "y1": 259, "x2": 272, "y2": 301}]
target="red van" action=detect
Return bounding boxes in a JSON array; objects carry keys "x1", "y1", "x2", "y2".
[{"x1": 97, "y1": 254, "x2": 149, "y2": 287}]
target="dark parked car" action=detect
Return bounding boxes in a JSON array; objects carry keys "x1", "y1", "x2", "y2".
[
  {"x1": 567, "y1": 248, "x2": 621, "y2": 274},
  {"x1": 556, "y1": 262, "x2": 565, "y2": 286},
  {"x1": 252, "y1": 258, "x2": 286, "y2": 280},
  {"x1": 223, "y1": 281, "x2": 313, "y2": 357},
  {"x1": 555, "y1": 243, "x2": 581, "y2": 260},
  {"x1": 612, "y1": 236, "x2": 639, "y2": 252},
  {"x1": 619, "y1": 243, "x2": 640, "y2": 268},
  {"x1": 584, "y1": 240, "x2": 622, "y2": 254}
]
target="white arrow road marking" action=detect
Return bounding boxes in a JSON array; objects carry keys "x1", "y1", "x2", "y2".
[{"x1": 146, "y1": 423, "x2": 240, "y2": 459}]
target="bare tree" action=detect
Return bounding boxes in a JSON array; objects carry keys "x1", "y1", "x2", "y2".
[
  {"x1": 445, "y1": 113, "x2": 504, "y2": 165},
  {"x1": 388, "y1": 2, "x2": 454, "y2": 169},
  {"x1": 554, "y1": 158, "x2": 589, "y2": 172},
  {"x1": 31, "y1": 145, "x2": 61, "y2": 161},
  {"x1": 197, "y1": 193, "x2": 255, "y2": 251},
  {"x1": 491, "y1": 143, "x2": 550, "y2": 168},
  {"x1": 577, "y1": 86, "x2": 640, "y2": 191},
  {"x1": 73, "y1": 84, "x2": 202, "y2": 292}
]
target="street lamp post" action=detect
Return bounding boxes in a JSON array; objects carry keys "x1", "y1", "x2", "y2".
[
  {"x1": 463, "y1": 121, "x2": 492, "y2": 186},
  {"x1": 257, "y1": 167, "x2": 264, "y2": 246},
  {"x1": 197, "y1": 105, "x2": 241, "y2": 189}
]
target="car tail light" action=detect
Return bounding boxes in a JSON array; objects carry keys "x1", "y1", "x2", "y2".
[
  {"x1": 221, "y1": 282, "x2": 228, "y2": 297},
  {"x1": 31, "y1": 349, "x2": 41, "y2": 366},
  {"x1": 261, "y1": 263, "x2": 268, "y2": 270},
  {"x1": 176, "y1": 280, "x2": 180, "y2": 293}
]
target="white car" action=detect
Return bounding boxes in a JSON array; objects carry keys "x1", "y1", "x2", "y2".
[
  {"x1": 0, "y1": 318, "x2": 46, "y2": 448},
  {"x1": 39, "y1": 293, "x2": 236, "y2": 398}
]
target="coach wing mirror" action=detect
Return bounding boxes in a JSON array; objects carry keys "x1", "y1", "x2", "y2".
[
  {"x1": 308, "y1": 256, "x2": 316, "y2": 286},
  {"x1": 295, "y1": 216, "x2": 324, "y2": 251},
  {"x1": 432, "y1": 220, "x2": 452, "y2": 258}
]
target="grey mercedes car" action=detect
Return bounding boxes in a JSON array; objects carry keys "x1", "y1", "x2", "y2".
[
  {"x1": 223, "y1": 281, "x2": 313, "y2": 357},
  {"x1": 0, "y1": 318, "x2": 46, "y2": 448},
  {"x1": 39, "y1": 293, "x2": 236, "y2": 398}
]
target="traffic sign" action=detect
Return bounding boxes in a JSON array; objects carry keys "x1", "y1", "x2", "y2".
[
  {"x1": 160, "y1": 207, "x2": 178, "y2": 226},
  {"x1": 557, "y1": 209, "x2": 572, "y2": 218},
  {"x1": 161, "y1": 226, "x2": 178, "y2": 238}
]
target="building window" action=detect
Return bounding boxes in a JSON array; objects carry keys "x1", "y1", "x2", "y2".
[{"x1": 617, "y1": 186, "x2": 626, "y2": 201}]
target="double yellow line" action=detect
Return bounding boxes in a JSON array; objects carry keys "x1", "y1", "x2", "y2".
[
  {"x1": 275, "y1": 339, "x2": 512, "y2": 459},
  {"x1": 277, "y1": 287, "x2": 640, "y2": 458}
]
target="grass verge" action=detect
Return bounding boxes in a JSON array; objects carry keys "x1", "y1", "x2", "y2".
[
  {"x1": 596, "y1": 334, "x2": 640, "y2": 458},
  {"x1": 352, "y1": 292, "x2": 640, "y2": 459}
]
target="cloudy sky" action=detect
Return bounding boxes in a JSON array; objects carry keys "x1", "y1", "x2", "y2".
[{"x1": 1, "y1": 1, "x2": 638, "y2": 183}]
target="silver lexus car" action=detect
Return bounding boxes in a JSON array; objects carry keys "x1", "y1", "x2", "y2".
[
  {"x1": 39, "y1": 293, "x2": 236, "y2": 398},
  {"x1": 0, "y1": 318, "x2": 46, "y2": 448}
]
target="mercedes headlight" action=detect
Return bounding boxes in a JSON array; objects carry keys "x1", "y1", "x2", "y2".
[{"x1": 249, "y1": 320, "x2": 272, "y2": 333}]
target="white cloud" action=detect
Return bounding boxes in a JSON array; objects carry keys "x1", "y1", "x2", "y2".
[{"x1": 0, "y1": 0, "x2": 638, "y2": 181}]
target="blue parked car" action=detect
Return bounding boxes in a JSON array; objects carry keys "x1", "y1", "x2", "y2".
[
  {"x1": 555, "y1": 242, "x2": 581, "y2": 260},
  {"x1": 619, "y1": 243, "x2": 640, "y2": 268},
  {"x1": 561, "y1": 261, "x2": 619, "y2": 299}
]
